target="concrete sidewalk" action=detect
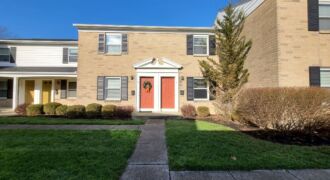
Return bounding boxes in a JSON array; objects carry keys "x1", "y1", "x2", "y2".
[
  {"x1": 0, "y1": 124, "x2": 141, "y2": 130},
  {"x1": 121, "y1": 119, "x2": 169, "y2": 180}
]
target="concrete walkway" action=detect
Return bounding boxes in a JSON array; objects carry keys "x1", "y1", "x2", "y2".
[
  {"x1": 121, "y1": 119, "x2": 169, "y2": 180},
  {"x1": 0, "y1": 124, "x2": 141, "y2": 130}
]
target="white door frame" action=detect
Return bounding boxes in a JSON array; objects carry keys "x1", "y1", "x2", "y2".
[{"x1": 136, "y1": 70, "x2": 179, "y2": 112}]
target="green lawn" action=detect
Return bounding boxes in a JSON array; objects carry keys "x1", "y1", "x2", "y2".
[
  {"x1": 166, "y1": 120, "x2": 330, "y2": 171},
  {"x1": 0, "y1": 116, "x2": 144, "y2": 125},
  {"x1": 0, "y1": 130, "x2": 140, "y2": 180}
]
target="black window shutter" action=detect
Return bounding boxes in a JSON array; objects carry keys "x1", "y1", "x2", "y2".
[
  {"x1": 309, "y1": 66, "x2": 320, "y2": 87},
  {"x1": 60, "y1": 80, "x2": 67, "y2": 99},
  {"x1": 187, "y1": 35, "x2": 194, "y2": 55},
  {"x1": 63, "y1": 48, "x2": 69, "y2": 64},
  {"x1": 97, "y1": 76, "x2": 105, "y2": 100},
  {"x1": 10, "y1": 47, "x2": 16, "y2": 63},
  {"x1": 187, "y1": 77, "x2": 194, "y2": 101},
  {"x1": 209, "y1": 35, "x2": 216, "y2": 55},
  {"x1": 122, "y1": 34, "x2": 128, "y2": 54},
  {"x1": 7, "y1": 79, "x2": 13, "y2": 99},
  {"x1": 121, "y1": 76, "x2": 128, "y2": 101},
  {"x1": 308, "y1": 0, "x2": 319, "y2": 31},
  {"x1": 98, "y1": 34, "x2": 106, "y2": 53}
]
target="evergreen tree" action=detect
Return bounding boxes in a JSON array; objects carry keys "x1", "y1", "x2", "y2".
[{"x1": 199, "y1": 4, "x2": 252, "y2": 106}]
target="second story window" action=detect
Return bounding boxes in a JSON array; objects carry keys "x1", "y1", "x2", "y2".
[
  {"x1": 319, "y1": 4, "x2": 330, "y2": 30},
  {"x1": 68, "y1": 48, "x2": 78, "y2": 63},
  {"x1": 0, "y1": 48, "x2": 10, "y2": 62},
  {"x1": 106, "y1": 33, "x2": 122, "y2": 55},
  {"x1": 193, "y1": 35, "x2": 209, "y2": 56}
]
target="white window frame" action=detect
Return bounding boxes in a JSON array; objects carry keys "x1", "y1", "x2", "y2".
[
  {"x1": 319, "y1": 3, "x2": 330, "y2": 30},
  {"x1": 0, "y1": 80, "x2": 8, "y2": 99},
  {"x1": 67, "y1": 81, "x2": 77, "y2": 98},
  {"x1": 193, "y1": 78, "x2": 210, "y2": 101},
  {"x1": 105, "y1": 77, "x2": 122, "y2": 101},
  {"x1": 193, "y1": 35, "x2": 209, "y2": 56},
  {"x1": 68, "y1": 48, "x2": 78, "y2": 63},
  {"x1": 105, "y1": 33, "x2": 122, "y2": 55},
  {"x1": 0, "y1": 48, "x2": 10, "y2": 63},
  {"x1": 320, "y1": 68, "x2": 330, "y2": 88}
]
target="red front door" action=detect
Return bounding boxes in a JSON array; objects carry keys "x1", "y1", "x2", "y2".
[
  {"x1": 161, "y1": 77, "x2": 175, "y2": 109},
  {"x1": 140, "y1": 77, "x2": 154, "y2": 109}
]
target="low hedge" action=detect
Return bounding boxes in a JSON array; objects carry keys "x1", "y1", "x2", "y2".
[
  {"x1": 56, "y1": 105, "x2": 68, "y2": 116},
  {"x1": 102, "y1": 105, "x2": 117, "y2": 119},
  {"x1": 197, "y1": 106, "x2": 210, "y2": 117},
  {"x1": 237, "y1": 87, "x2": 330, "y2": 134},
  {"x1": 116, "y1": 106, "x2": 134, "y2": 118},
  {"x1": 67, "y1": 105, "x2": 86, "y2": 118},
  {"x1": 15, "y1": 104, "x2": 29, "y2": 115},
  {"x1": 26, "y1": 104, "x2": 43, "y2": 116},
  {"x1": 181, "y1": 104, "x2": 197, "y2": 119},
  {"x1": 43, "y1": 102, "x2": 62, "y2": 115},
  {"x1": 86, "y1": 103, "x2": 102, "y2": 118}
]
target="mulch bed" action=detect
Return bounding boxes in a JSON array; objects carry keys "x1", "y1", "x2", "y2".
[{"x1": 200, "y1": 116, "x2": 330, "y2": 146}]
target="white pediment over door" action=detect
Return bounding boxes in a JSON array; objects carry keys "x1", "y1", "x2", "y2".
[{"x1": 133, "y1": 57, "x2": 183, "y2": 69}]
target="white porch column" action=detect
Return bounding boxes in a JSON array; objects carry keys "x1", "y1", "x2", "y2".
[{"x1": 12, "y1": 77, "x2": 18, "y2": 110}]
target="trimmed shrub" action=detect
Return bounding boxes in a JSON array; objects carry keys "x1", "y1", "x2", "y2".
[
  {"x1": 15, "y1": 103, "x2": 28, "y2": 115},
  {"x1": 43, "y1": 102, "x2": 62, "y2": 115},
  {"x1": 56, "y1": 105, "x2": 68, "y2": 116},
  {"x1": 86, "y1": 103, "x2": 102, "y2": 118},
  {"x1": 67, "y1": 105, "x2": 86, "y2": 119},
  {"x1": 26, "y1": 104, "x2": 43, "y2": 116},
  {"x1": 116, "y1": 106, "x2": 134, "y2": 118},
  {"x1": 237, "y1": 88, "x2": 330, "y2": 133},
  {"x1": 181, "y1": 104, "x2": 197, "y2": 118},
  {"x1": 102, "y1": 105, "x2": 117, "y2": 119},
  {"x1": 197, "y1": 106, "x2": 210, "y2": 117}
]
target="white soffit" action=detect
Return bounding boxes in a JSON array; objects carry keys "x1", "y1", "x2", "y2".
[{"x1": 133, "y1": 57, "x2": 183, "y2": 69}]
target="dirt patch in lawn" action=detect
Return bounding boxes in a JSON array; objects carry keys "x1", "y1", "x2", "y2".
[{"x1": 199, "y1": 117, "x2": 330, "y2": 146}]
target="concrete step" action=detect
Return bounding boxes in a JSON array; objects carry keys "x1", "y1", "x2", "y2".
[{"x1": 132, "y1": 112, "x2": 181, "y2": 120}]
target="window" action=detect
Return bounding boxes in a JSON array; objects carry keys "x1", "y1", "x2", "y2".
[
  {"x1": 68, "y1": 48, "x2": 78, "y2": 63},
  {"x1": 0, "y1": 80, "x2": 7, "y2": 99},
  {"x1": 0, "y1": 48, "x2": 10, "y2": 62},
  {"x1": 320, "y1": 68, "x2": 330, "y2": 87},
  {"x1": 193, "y1": 78, "x2": 209, "y2": 100},
  {"x1": 193, "y1": 35, "x2": 209, "y2": 56},
  {"x1": 106, "y1": 34, "x2": 122, "y2": 54},
  {"x1": 67, "y1": 81, "x2": 77, "y2": 98},
  {"x1": 319, "y1": 4, "x2": 330, "y2": 30},
  {"x1": 105, "y1": 77, "x2": 121, "y2": 100}
]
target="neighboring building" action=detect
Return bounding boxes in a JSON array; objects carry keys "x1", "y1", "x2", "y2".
[
  {"x1": 217, "y1": 0, "x2": 330, "y2": 88},
  {"x1": 0, "y1": 0, "x2": 329, "y2": 114}
]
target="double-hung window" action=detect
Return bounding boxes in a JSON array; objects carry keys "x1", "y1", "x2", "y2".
[
  {"x1": 106, "y1": 33, "x2": 122, "y2": 55},
  {"x1": 320, "y1": 68, "x2": 330, "y2": 87},
  {"x1": 67, "y1": 81, "x2": 77, "y2": 98},
  {"x1": 0, "y1": 48, "x2": 10, "y2": 62},
  {"x1": 0, "y1": 80, "x2": 8, "y2": 99},
  {"x1": 193, "y1": 35, "x2": 209, "y2": 56},
  {"x1": 193, "y1": 78, "x2": 209, "y2": 100},
  {"x1": 319, "y1": 3, "x2": 330, "y2": 30},
  {"x1": 68, "y1": 48, "x2": 78, "y2": 63},
  {"x1": 105, "y1": 77, "x2": 121, "y2": 100}
]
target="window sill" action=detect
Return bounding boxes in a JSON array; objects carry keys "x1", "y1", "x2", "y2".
[
  {"x1": 0, "y1": 97, "x2": 8, "y2": 100},
  {"x1": 193, "y1": 54, "x2": 210, "y2": 57},
  {"x1": 193, "y1": 99, "x2": 209, "y2": 102},
  {"x1": 319, "y1": 30, "x2": 330, "y2": 34}
]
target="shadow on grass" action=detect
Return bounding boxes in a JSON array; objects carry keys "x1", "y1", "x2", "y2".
[{"x1": 166, "y1": 120, "x2": 330, "y2": 171}]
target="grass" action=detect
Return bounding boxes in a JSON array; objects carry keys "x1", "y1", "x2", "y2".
[
  {"x1": 166, "y1": 120, "x2": 330, "y2": 171},
  {"x1": 0, "y1": 130, "x2": 140, "y2": 179},
  {"x1": 0, "y1": 116, "x2": 144, "y2": 125}
]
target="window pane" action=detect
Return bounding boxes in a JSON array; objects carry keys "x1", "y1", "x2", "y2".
[
  {"x1": 68, "y1": 90, "x2": 77, "y2": 98},
  {"x1": 194, "y1": 37, "x2": 207, "y2": 46},
  {"x1": 193, "y1": 46, "x2": 207, "y2": 55},
  {"x1": 69, "y1": 56, "x2": 77, "y2": 63},
  {"x1": 320, "y1": 18, "x2": 330, "y2": 30},
  {"x1": 194, "y1": 89, "x2": 208, "y2": 99},
  {"x1": 0, "y1": 55, "x2": 9, "y2": 62},
  {"x1": 320, "y1": 5, "x2": 330, "y2": 17},
  {"x1": 0, "y1": 81, "x2": 7, "y2": 89},
  {"x1": 106, "y1": 89, "x2": 121, "y2": 99},
  {"x1": 106, "y1": 34, "x2": 122, "y2": 45},
  {"x1": 321, "y1": 70, "x2": 330, "y2": 87},
  {"x1": 107, "y1": 45, "x2": 122, "y2": 54},
  {"x1": 68, "y1": 82, "x2": 77, "y2": 90},
  {"x1": 194, "y1": 79, "x2": 207, "y2": 88},
  {"x1": 0, "y1": 48, "x2": 9, "y2": 55},
  {"x1": 107, "y1": 78, "x2": 121, "y2": 89},
  {"x1": 69, "y1": 48, "x2": 78, "y2": 55},
  {"x1": 0, "y1": 90, "x2": 7, "y2": 98}
]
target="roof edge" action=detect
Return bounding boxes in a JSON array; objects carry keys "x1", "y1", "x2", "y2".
[{"x1": 0, "y1": 39, "x2": 78, "y2": 46}]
